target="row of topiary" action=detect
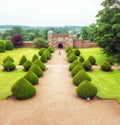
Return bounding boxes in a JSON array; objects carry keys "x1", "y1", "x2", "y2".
[
  {"x1": 66, "y1": 46, "x2": 112, "y2": 72},
  {"x1": 0, "y1": 40, "x2": 14, "y2": 52}
]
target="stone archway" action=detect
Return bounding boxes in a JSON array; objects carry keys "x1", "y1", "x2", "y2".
[{"x1": 58, "y1": 43, "x2": 63, "y2": 49}]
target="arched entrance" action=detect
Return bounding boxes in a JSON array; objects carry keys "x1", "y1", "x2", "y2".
[{"x1": 58, "y1": 43, "x2": 63, "y2": 49}]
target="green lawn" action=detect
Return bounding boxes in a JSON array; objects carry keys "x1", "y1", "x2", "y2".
[
  {"x1": 88, "y1": 69, "x2": 120, "y2": 103},
  {"x1": 80, "y1": 48, "x2": 107, "y2": 65}
]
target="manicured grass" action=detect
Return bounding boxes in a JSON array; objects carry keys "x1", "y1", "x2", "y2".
[
  {"x1": 88, "y1": 69, "x2": 120, "y2": 103},
  {"x1": 80, "y1": 48, "x2": 107, "y2": 65},
  {"x1": 0, "y1": 48, "x2": 39, "y2": 65},
  {"x1": 0, "y1": 68, "x2": 26, "y2": 99}
]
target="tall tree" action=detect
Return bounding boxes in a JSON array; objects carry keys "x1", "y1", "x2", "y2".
[{"x1": 94, "y1": 0, "x2": 120, "y2": 55}]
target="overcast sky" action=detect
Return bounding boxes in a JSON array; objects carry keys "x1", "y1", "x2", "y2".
[{"x1": 0, "y1": 0, "x2": 103, "y2": 26}]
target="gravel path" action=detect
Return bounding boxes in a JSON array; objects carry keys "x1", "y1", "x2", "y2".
[{"x1": 0, "y1": 49, "x2": 120, "y2": 125}]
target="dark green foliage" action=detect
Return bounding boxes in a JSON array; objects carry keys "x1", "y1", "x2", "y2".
[
  {"x1": 68, "y1": 53, "x2": 77, "y2": 63},
  {"x1": 24, "y1": 71, "x2": 39, "y2": 85},
  {"x1": 71, "y1": 64, "x2": 84, "y2": 77},
  {"x1": 76, "y1": 80, "x2": 97, "y2": 99},
  {"x1": 79, "y1": 55, "x2": 85, "y2": 63},
  {"x1": 3, "y1": 61, "x2": 16, "y2": 71},
  {"x1": 40, "y1": 53, "x2": 48, "y2": 63},
  {"x1": 101, "y1": 61, "x2": 111, "y2": 71},
  {"x1": 73, "y1": 70, "x2": 91, "y2": 86},
  {"x1": 23, "y1": 60, "x2": 32, "y2": 71},
  {"x1": 48, "y1": 46, "x2": 55, "y2": 53},
  {"x1": 74, "y1": 49, "x2": 81, "y2": 56},
  {"x1": 29, "y1": 64, "x2": 43, "y2": 77},
  {"x1": 65, "y1": 46, "x2": 72, "y2": 53},
  {"x1": 5, "y1": 40, "x2": 14, "y2": 50},
  {"x1": 33, "y1": 59, "x2": 46, "y2": 71},
  {"x1": 32, "y1": 54, "x2": 39, "y2": 62},
  {"x1": 3, "y1": 56, "x2": 14, "y2": 64},
  {"x1": 19, "y1": 55, "x2": 27, "y2": 65},
  {"x1": 82, "y1": 60, "x2": 92, "y2": 71},
  {"x1": 38, "y1": 48, "x2": 46, "y2": 56},
  {"x1": 0, "y1": 41, "x2": 5, "y2": 52},
  {"x1": 69, "y1": 59, "x2": 80, "y2": 71},
  {"x1": 11, "y1": 77, "x2": 36, "y2": 100},
  {"x1": 88, "y1": 56, "x2": 96, "y2": 65}
]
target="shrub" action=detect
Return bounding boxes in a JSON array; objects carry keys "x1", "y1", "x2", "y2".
[
  {"x1": 29, "y1": 64, "x2": 43, "y2": 77},
  {"x1": 67, "y1": 50, "x2": 74, "y2": 57},
  {"x1": 71, "y1": 64, "x2": 84, "y2": 77},
  {"x1": 101, "y1": 61, "x2": 111, "y2": 71},
  {"x1": 32, "y1": 54, "x2": 39, "y2": 62},
  {"x1": 11, "y1": 77, "x2": 36, "y2": 100},
  {"x1": 33, "y1": 59, "x2": 46, "y2": 71},
  {"x1": 3, "y1": 61, "x2": 16, "y2": 71},
  {"x1": 73, "y1": 70, "x2": 91, "y2": 86},
  {"x1": 68, "y1": 53, "x2": 77, "y2": 63},
  {"x1": 40, "y1": 53, "x2": 48, "y2": 63},
  {"x1": 38, "y1": 48, "x2": 46, "y2": 56},
  {"x1": 5, "y1": 40, "x2": 14, "y2": 50},
  {"x1": 3, "y1": 56, "x2": 14, "y2": 64},
  {"x1": 19, "y1": 55, "x2": 27, "y2": 65},
  {"x1": 79, "y1": 56, "x2": 85, "y2": 63},
  {"x1": 82, "y1": 60, "x2": 92, "y2": 71},
  {"x1": 76, "y1": 80, "x2": 97, "y2": 99},
  {"x1": 74, "y1": 49, "x2": 81, "y2": 56},
  {"x1": 43, "y1": 51, "x2": 51, "y2": 60},
  {"x1": 88, "y1": 56, "x2": 96, "y2": 65},
  {"x1": 24, "y1": 71, "x2": 39, "y2": 85},
  {"x1": 48, "y1": 46, "x2": 55, "y2": 53},
  {"x1": 65, "y1": 46, "x2": 72, "y2": 53},
  {"x1": 69, "y1": 59, "x2": 80, "y2": 71},
  {"x1": 0, "y1": 41, "x2": 5, "y2": 52},
  {"x1": 23, "y1": 60, "x2": 32, "y2": 71}
]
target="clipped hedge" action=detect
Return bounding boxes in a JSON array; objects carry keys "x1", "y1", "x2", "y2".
[
  {"x1": 38, "y1": 48, "x2": 46, "y2": 56},
  {"x1": 11, "y1": 77, "x2": 36, "y2": 100},
  {"x1": 0, "y1": 41, "x2": 5, "y2": 52},
  {"x1": 76, "y1": 80, "x2": 97, "y2": 100},
  {"x1": 74, "y1": 49, "x2": 81, "y2": 56},
  {"x1": 5, "y1": 40, "x2": 14, "y2": 50},
  {"x1": 23, "y1": 60, "x2": 32, "y2": 71},
  {"x1": 19, "y1": 55, "x2": 27, "y2": 65},
  {"x1": 29, "y1": 64, "x2": 43, "y2": 77},
  {"x1": 65, "y1": 46, "x2": 72, "y2": 53},
  {"x1": 88, "y1": 56, "x2": 96, "y2": 65},
  {"x1": 73, "y1": 70, "x2": 91, "y2": 86},
  {"x1": 40, "y1": 53, "x2": 48, "y2": 63},
  {"x1": 68, "y1": 53, "x2": 77, "y2": 63},
  {"x1": 3, "y1": 56, "x2": 14, "y2": 64},
  {"x1": 79, "y1": 55, "x2": 85, "y2": 63},
  {"x1": 82, "y1": 60, "x2": 92, "y2": 71},
  {"x1": 24, "y1": 71, "x2": 39, "y2": 85},
  {"x1": 101, "y1": 61, "x2": 111, "y2": 71},
  {"x1": 69, "y1": 59, "x2": 80, "y2": 71},
  {"x1": 32, "y1": 54, "x2": 39, "y2": 62},
  {"x1": 3, "y1": 61, "x2": 16, "y2": 71}
]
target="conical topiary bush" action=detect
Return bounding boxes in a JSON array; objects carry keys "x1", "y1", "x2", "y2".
[
  {"x1": 40, "y1": 53, "x2": 48, "y2": 63},
  {"x1": 65, "y1": 46, "x2": 72, "y2": 53},
  {"x1": 82, "y1": 60, "x2": 92, "y2": 71},
  {"x1": 43, "y1": 50, "x2": 51, "y2": 60},
  {"x1": 3, "y1": 56, "x2": 14, "y2": 64},
  {"x1": 79, "y1": 55, "x2": 85, "y2": 63},
  {"x1": 5, "y1": 40, "x2": 14, "y2": 50},
  {"x1": 68, "y1": 53, "x2": 77, "y2": 63},
  {"x1": 67, "y1": 50, "x2": 74, "y2": 57},
  {"x1": 32, "y1": 54, "x2": 39, "y2": 62},
  {"x1": 73, "y1": 70, "x2": 91, "y2": 86},
  {"x1": 71, "y1": 64, "x2": 84, "y2": 77},
  {"x1": 23, "y1": 60, "x2": 32, "y2": 71},
  {"x1": 38, "y1": 48, "x2": 46, "y2": 56},
  {"x1": 88, "y1": 56, "x2": 96, "y2": 65},
  {"x1": 48, "y1": 46, "x2": 55, "y2": 53},
  {"x1": 3, "y1": 61, "x2": 16, "y2": 71},
  {"x1": 29, "y1": 64, "x2": 43, "y2": 77},
  {"x1": 76, "y1": 80, "x2": 97, "y2": 100},
  {"x1": 101, "y1": 61, "x2": 111, "y2": 71},
  {"x1": 19, "y1": 55, "x2": 27, "y2": 65},
  {"x1": 24, "y1": 71, "x2": 39, "y2": 85},
  {"x1": 11, "y1": 77, "x2": 36, "y2": 100},
  {"x1": 33, "y1": 59, "x2": 46, "y2": 71},
  {"x1": 69, "y1": 59, "x2": 80, "y2": 71}
]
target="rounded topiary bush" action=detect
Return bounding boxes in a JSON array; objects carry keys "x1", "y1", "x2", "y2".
[
  {"x1": 65, "y1": 46, "x2": 72, "y2": 53},
  {"x1": 29, "y1": 64, "x2": 43, "y2": 77},
  {"x1": 71, "y1": 64, "x2": 84, "y2": 77},
  {"x1": 43, "y1": 50, "x2": 51, "y2": 60},
  {"x1": 23, "y1": 60, "x2": 32, "y2": 71},
  {"x1": 79, "y1": 55, "x2": 85, "y2": 63},
  {"x1": 74, "y1": 49, "x2": 81, "y2": 56},
  {"x1": 0, "y1": 41, "x2": 5, "y2": 52},
  {"x1": 38, "y1": 48, "x2": 46, "y2": 56},
  {"x1": 76, "y1": 80, "x2": 97, "y2": 100},
  {"x1": 19, "y1": 55, "x2": 27, "y2": 65},
  {"x1": 5, "y1": 40, "x2": 14, "y2": 50},
  {"x1": 24, "y1": 71, "x2": 39, "y2": 85},
  {"x1": 88, "y1": 56, "x2": 96, "y2": 65},
  {"x1": 33, "y1": 59, "x2": 46, "y2": 71},
  {"x1": 73, "y1": 70, "x2": 91, "y2": 86},
  {"x1": 69, "y1": 59, "x2": 80, "y2": 71},
  {"x1": 40, "y1": 53, "x2": 48, "y2": 63},
  {"x1": 82, "y1": 60, "x2": 92, "y2": 71},
  {"x1": 3, "y1": 61, "x2": 16, "y2": 71},
  {"x1": 68, "y1": 53, "x2": 77, "y2": 63},
  {"x1": 11, "y1": 77, "x2": 36, "y2": 100},
  {"x1": 3, "y1": 56, "x2": 14, "y2": 64},
  {"x1": 32, "y1": 54, "x2": 39, "y2": 62},
  {"x1": 48, "y1": 46, "x2": 55, "y2": 53},
  {"x1": 101, "y1": 61, "x2": 111, "y2": 71}
]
